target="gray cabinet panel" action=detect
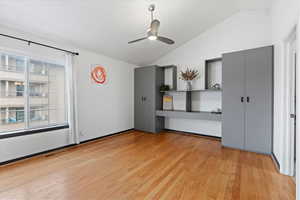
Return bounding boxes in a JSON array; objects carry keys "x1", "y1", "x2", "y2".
[
  {"x1": 142, "y1": 67, "x2": 156, "y2": 132},
  {"x1": 222, "y1": 51, "x2": 246, "y2": 149},
  {"x1": 134, "y1": 66, "x2": 163, "y2": 133},
  {"x1": 244, "y1": 46, "x2": 273, "y2": 153},
  {"x1": 222, "y1": 46, "x2": 273, "y2": 154},
  {"x1": 134, "y1": 68, "x2": 146, "y2": 131},
  {"x1": 155, "y1": 68, "x2": 165, "y2": 132}
]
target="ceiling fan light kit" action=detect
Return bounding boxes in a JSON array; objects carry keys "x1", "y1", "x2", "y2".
[
  {"x1": 128, "y1": 4, "x2": 175, "y2": 45},
  {"x1": 148, "y1": 35, "x2": 157, "y2": 40}
]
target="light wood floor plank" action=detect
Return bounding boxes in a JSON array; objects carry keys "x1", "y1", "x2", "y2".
[{"x1": 0, "y1": 131, "x2": 295, "y2": 200}]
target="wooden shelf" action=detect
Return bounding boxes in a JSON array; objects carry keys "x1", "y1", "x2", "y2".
[{"x1": 156, "y1": 110, "x2": 222, "y2": 121}]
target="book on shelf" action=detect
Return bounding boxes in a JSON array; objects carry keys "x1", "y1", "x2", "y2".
[{"x1": 163, "y1": 95, "x2": 173, "y2": 110}]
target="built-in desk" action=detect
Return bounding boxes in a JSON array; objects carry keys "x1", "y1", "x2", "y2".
[{"x1": 156, "y1": 110, "x2": 222, "y2": 121}]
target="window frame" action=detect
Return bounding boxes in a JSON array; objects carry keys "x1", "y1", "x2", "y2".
[
  {"x1": 0, "y1": 124, "x2": 69, "y2": 139},
  {"x1": 0, "y1": 49, "x2": 69, "y2": 138}
]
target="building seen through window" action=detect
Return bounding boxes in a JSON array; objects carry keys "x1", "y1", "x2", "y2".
[{"x1": 0, "y1": 52, "x2": 67, "y2": 133}]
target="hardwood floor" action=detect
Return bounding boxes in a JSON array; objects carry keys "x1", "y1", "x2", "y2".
[{"x1": 0, "y1": 131, "x2": 295, "y2": 200}]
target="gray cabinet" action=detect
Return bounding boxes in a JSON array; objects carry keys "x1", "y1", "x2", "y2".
[
  {"x1": 134, "y1": 66, "x2": 163, "y2": 133},
  {"x1": 222, "y1": 51, "x2": 246, "y2": 150},
  {"x1": 222, "y1": 46, "x2": 273, "y2": 154}
]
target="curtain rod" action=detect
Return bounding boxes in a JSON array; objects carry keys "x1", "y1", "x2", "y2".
[{"x1": 0, "y1": 33, "x2": 79, "y2": 56}]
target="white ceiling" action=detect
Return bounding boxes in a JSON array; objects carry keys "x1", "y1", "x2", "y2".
[{"x1": 0, "y1": 0, "x2": 272, "y2": 66}]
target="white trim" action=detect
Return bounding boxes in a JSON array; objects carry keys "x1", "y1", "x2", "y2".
[
  {"x1": 296, "y1": 15, "x2": 300, "y2": 200},
  {"x1": 24, "y1": 56, "x2": 29, "y2": 129},
  {"x1": 282, "y1": 28, "x2": 297, "y2": 175},
  {"x1": 0, "y1": 123, "x2": 69, "y2": 136}
]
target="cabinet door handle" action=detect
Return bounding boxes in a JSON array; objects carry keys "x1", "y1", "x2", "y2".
[
  {"x1": 247, "y1": 97, "x2": 250, "y2": 103},
  {"x1": 241, "y1": 97, "x2": 244, "y2": 103},
  {"x1": 290, "y1": 114, "x2": 296, "y2": 119}
]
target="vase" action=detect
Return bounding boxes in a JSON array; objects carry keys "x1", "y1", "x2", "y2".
[{"x1": 186, "y1": 81, "x2": 192, "y2": 91}]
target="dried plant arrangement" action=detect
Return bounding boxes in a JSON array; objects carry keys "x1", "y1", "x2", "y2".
[{"x1": 179, "y1": 68, "x2": 199, "y2": 81}]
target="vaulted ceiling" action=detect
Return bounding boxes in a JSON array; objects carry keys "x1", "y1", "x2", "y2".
[{"x1": 0, "y1": 0, "x2": 272, "y2": 66}]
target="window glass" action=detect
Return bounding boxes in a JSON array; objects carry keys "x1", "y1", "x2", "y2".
[
  {"x1": 28, "y1": 60, "x2": 66, "y2": 128},
  {"x1": 0, "y1": 52, "x2": 67, "y2": 134}
]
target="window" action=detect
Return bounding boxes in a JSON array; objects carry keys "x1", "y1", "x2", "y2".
[
  {"x1": 15, "y1": 107, "x2": 24, "y2": 122},
  {"x1": 16, "y1": 83, "x2": 24, "y2": 97},
  {"x1": 0, "y1": 52, "x2": 67, "y2": 134}
]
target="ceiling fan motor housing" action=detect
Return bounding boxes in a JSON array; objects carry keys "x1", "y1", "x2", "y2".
[{"x1": 148, "y1": 4, "x2": 155, "y2": 12}]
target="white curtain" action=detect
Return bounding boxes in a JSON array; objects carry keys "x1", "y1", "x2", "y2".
[{"x1": 65, "y1": 54, "x2": 79, "y2": 144}]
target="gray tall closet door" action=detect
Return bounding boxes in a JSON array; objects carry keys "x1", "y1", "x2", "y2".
[
  {"x1": 134, "y1": 68, "x2": 146, "y2": 131},
  {"x1": 142, "y1": 67, "x2": 156, "y2": 132},
  {"x1": 222, "y1": 51, "x2": 246, "y2": 149},
  {"x1": 244, "y1": 46, "x2": 273, "y2": 153},
  {"x1": 134, "y1": 67, "x2": 156, "y2": 132}
]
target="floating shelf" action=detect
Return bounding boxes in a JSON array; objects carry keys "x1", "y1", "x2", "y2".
[
  {"x1": 160, "y1": 89, "x2": 222, "y2": 93},
  {"x1": 156, "y1": 110, "x2": 222, "y2": 121},
  {"x1": 205, "y1": 57, "x2": 222, "y2": 90}
]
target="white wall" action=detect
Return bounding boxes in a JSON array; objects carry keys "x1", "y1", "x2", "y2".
[
  {"x1": 153, "y1": 11, "x2": 271, "y2": 137},
  {"x1": 270, "y1": 0, "x2": 300, "y2": 174},
  {"x1": 75, "y1": 49, "x2": 135, "y2": 142},
  {"x1": 0, "y1": 25, "x2": 137, "y2": 162},
  {"x1": 0, "y1": 129, "x2": 71, "y2": 162}
]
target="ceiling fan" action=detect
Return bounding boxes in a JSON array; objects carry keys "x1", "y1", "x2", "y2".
[{"x1": 128, "y1": 4, "x2": 175, "y2": 45}]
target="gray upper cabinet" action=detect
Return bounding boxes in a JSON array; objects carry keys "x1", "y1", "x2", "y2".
[
  {"x1": 134, "y1": 66, "x2": 163, "y2": 133},
  {"x1": 222, "y1": 46, "x2": 273, "y2": 154}
]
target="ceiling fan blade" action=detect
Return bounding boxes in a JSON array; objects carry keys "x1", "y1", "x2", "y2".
[
  {"x1": 128, "y1": 37, "x2": 148, "y2": 44},
  {"x1": 150, "y1": 19, "x2": 160, "y2": 34},
  {"x1": 157, "y1": 36, "x2": 175, "y2": 45}
]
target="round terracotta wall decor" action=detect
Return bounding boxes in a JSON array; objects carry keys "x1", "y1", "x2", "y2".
[{"x1": 91, "y1": 65, "x2": 107, "y2": 84}]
